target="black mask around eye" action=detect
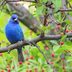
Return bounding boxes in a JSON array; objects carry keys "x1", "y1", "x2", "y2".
[
  {"x1": 11, "y1": 14, "x2": 18, "y2": 22},
  {"x1": 12, "y1": 17, "x2": 18, "y2": 22}
]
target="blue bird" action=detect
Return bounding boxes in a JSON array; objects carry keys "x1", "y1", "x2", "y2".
[{"x1": 5, "y1": 14, "x2": 24, "y2": 62}]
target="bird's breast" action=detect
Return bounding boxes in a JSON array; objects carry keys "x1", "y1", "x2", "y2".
[{"x1": 5, "y1": 24, "x2": 23, "y2": 43}]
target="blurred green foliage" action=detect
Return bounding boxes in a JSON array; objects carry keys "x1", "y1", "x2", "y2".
[{"x1": 0, "y1": 0, "x2": 72, "y2": 72}]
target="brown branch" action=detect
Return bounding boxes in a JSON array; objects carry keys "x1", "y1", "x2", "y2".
[
  {"x1": 0, "y1": 0, "x2": 6, "y2": 11},
  {"x1": 57, "y1": 9, "x2": 72, "y2": 13},
  {"x1": 43, "y1": 8, "x2": 48, "y2": 26},
  {"x1": 0, "y1": 33, "x2": 72, "y2": 53},
  {"x1": 5, "y1": 0, "x2": 41, "y2": 33},
  {"x1": 6, "y1": 0, "x2": 36, "y2": 3},
  {"x1": 0, "y1": 0, "x2": 5, "y2": 6}
]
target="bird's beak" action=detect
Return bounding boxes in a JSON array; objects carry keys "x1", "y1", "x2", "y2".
[{"x1": 14, "y1": 18, "x2": 17, "y2": 21}]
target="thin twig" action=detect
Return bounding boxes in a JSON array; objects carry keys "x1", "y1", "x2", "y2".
[
  {"x1": 56, "y1": 9, "x2": 72, "y2": 13},
  {"x1": 6, "y1": 0, "x2": 35, "y2": 3}
]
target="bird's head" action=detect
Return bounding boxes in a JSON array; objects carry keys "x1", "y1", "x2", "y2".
[{"x1": 10, "y1": 14, "x2": 19, "y2": 24}]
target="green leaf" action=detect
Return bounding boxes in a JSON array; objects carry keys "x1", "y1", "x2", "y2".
[
  {"x1": 53, "y1": 45, "x2": 60, "y2": 52},
  {"x1": 52, "y1": 0, "x2": 62, "y2": 11},
  {"x1": 35, "y1": 5, "x2": 45, "y2": 16},
  {"x1": 55, "y1": 44, "x2": 72, "y2": 54},
  {"x1": 65, "y1": 19, "x2": 71, "y2": 25},
  {"x1": 41, "y1": 0, "x2": 48, "y2": 3},
  {"x1": 61, "y1": 35, "x2": 67, "y2": 41}
]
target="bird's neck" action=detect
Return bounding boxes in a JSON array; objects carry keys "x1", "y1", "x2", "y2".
[{"x1": 9, "y1": 21, "x2": 19, "y2": 25}]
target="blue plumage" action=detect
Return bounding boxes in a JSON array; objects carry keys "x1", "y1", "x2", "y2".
[{"x1": 5, "y1": 14, "x2": 24, "y2": 62}]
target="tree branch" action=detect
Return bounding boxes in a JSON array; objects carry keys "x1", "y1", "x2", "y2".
[
  {"x1": 0, "y1": 33, "x2": 72, "y2": 53},
  {"x1": 6, "y1": 0, "x2": 36, "y2": 3},
  {"x1": 56, "y1": 9, "x2": 72, "y2": 13},
  {"x1": 5, "y1": 0, "x2": 41, "y2": 33}
]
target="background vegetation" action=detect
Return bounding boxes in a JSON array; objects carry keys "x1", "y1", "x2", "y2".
[{"x1": 0, "y1": 0, "x2": 72, "y2": 72}]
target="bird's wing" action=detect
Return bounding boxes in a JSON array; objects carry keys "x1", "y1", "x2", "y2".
[{"x1": 15, "y1": 24, "x2": 24, "y2": 41}]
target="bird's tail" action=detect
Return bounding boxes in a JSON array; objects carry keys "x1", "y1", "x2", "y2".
[{"x1": 17, "y1": 47, "x2": 24, "y2": 62}]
